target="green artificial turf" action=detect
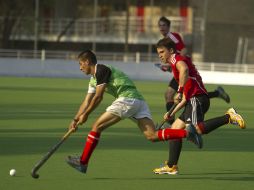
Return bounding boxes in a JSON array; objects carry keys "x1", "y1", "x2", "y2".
[{"x1": 0, "y1": 77, "x2": 253, "y2": 190}]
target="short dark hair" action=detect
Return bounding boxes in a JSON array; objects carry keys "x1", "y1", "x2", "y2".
[
  {"x1": 156, "y1": 38, "x2": 176, "y2": 53},
  {"x1": 158, "y1": 16, "x2": 171, "y2": 27},
  {"x1": 78, "y1": 50, "x2": 97, "y2": 65}
]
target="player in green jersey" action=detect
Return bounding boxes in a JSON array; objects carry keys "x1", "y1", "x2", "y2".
[{"x1": 66, "y1": 50, "x2": 203, "y2": 174}]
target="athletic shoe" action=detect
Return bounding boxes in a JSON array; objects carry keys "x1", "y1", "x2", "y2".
[
  {"x1": 186, "y1": 124, "x2": 203, "y2": 149},
  {"x1": 226, "y1": 108, "x2": 246, "y2": 129},
  {"x1": 66, "y1": 155, "x2": 87, "y2": 173},
  {"x1": 216, "y1": 86, "x2": 230, "y2": 103},
  {"x1": 153, "y1": 162, "x2": 179, "y2": 175}
]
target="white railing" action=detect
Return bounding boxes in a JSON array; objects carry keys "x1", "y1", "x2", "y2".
[
  {"x1": 1, "y1": 49, "x2": 254, "y2": 73},
  {"x1": 195, "y1": 62, "x2": 254, "y2": 73},
  {"x1": 0, "y1": 49, "x2": 158, "y2": 62}
]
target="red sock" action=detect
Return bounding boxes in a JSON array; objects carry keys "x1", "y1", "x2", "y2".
[
  {"x1": 80, "y1": 131, "x2": 100, "y2": 165},
  {"x1": 158, "y1": 128, "x2": 186, "y2": 141}
]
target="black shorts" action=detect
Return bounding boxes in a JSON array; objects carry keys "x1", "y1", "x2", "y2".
[
  {"x1": 168, "y1": 78, "x2": 178, "y2": 91},
  {"x1": 179, "y1": 94, "x2": 210, "y2": 125}
]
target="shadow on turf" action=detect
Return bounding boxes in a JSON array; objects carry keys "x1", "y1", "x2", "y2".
[
  {"x1": 91, "y1": 173, "x2": 254, "y2": 182},
  {"x1": 0, "y1": 103, "x2": 108, "y2": 120},
  {"x1": 90, "y1": 176, "x2": 254, "y2": 182},
  {"x1": 0, "y1": 86, "x2": 84, "y2": 93},
  {"x1": 1, "y1": 128, "x2": 254, "y2": 155},
  {"x1": 180, "y1": 170, "x2": 254, "y2": 181}
]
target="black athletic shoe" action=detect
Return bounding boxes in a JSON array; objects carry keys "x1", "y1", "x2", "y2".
[
  {"x1": 66, "y1": 155, "x2": 87, "y2": 174},
  {"x1": 186, "y1": 124, "x2": 203, "y2": 149},
  {"x1": 217, "y1": 86, "x2": 230, "y2": 103}
]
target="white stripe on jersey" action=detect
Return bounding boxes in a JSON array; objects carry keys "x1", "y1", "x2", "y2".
[
  {"x1": 189, "y1": 76, "x2": 207, "y2": 95},
  {"x1": 168, "y1": 32, "x2": 179, "y2": 44},
  {"x1": 168, "y1": 33, "x2": 182, "y2": 53},
  {"x1": 170, "y1": 55, "x2": 177, "y2": 65}
]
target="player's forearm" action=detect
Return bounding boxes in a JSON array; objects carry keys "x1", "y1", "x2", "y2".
[
  {"x1": 82, "y1": 95, "x2": 103, "y2": 117},
  {"x1": 74, "y1": 93, "x2": 94, "y2": 120},
  {"x1": 171, "y1": 98, "x2": 186, "y2": 116},
  {"x1": 178, "y1": 67, "x2": 188, "y2": 88}
]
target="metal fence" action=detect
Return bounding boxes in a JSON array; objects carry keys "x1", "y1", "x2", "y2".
[
  {"x1": 0, "y1": 49, "x2": 159, "y2": 62},
  {"x1": 1, "y1": 49, "x2": 254, "y2": 73}
]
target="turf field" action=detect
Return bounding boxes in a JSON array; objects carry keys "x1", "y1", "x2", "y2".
[{"x1": 0, "y1": 76, "x2": 253, "y2": 190}]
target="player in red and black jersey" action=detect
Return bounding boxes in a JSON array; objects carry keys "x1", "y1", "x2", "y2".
[
  {"x1": 153, "y1": 38, "x2": 245, "y2": 175},
  {"x1": 156, "y1": 16, "x2": 232, "y2": 174},
  {"x1": 157, "y1": 16, "x2": 230, "y2": 124}
]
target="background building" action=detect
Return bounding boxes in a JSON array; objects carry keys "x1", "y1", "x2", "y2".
[{"x1": 0, "y1": 0, "x2": 253, "y2": 63}]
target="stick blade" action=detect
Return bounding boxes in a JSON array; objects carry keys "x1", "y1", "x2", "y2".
[{"x1": 31, "y1": 169, "x2": 39, "y2": 179}]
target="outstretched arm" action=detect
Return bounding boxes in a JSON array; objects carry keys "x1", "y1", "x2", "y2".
[
  {"x1": 164, "y1": 94, "x2": 187, "y2": 121},
  {"x1": 77, "y1": 84, "x2": 107, "y2": 125},
  {"x1": 164, "y1": 60, "x2": 188, "y2": 119},
  {"x1": 69, "y1": 92, "x2": 95, "y2": 130},
  {"x1": 74, "y1": 93, "x2": 95, "y2": 121},
  {"x1": 176, "y1": 60, "x2": 188, "y2": 89}
]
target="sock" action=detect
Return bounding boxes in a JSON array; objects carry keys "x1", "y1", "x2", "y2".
[
  {"x1": 197, "y1": 114, "x2": 230, "y2": 134},
  {"x1": 166, "y1": 102, "x2": 175, "y2": 124},
  {"x1": 168, "y1": 139, "x2": 182, "y2": 167},
  {"x1": 207, "y1": 90, "x2": 219, "y2": 99},
  {"x1": 158, "y1": 128, "x2": 186, "y2": 141},
  {"x1": 80, "y1": 131, "x2": 101, "y2": 165}
]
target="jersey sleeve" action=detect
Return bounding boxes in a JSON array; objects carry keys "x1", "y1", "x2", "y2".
[
  {"x1": 174, "y1": 54, "x2": 186, "y2": 67},
  {"x1": 95, "y1": 64, "x2": 112, "y2": 86},
  {"x1": 172, "y1": 32, "x2": 185, "y2": 51},
  {"x1": 88, "y1": 76, "x2": 96, "y2": 93},
  {"x1": 87, "y1": 84, "x2": 96, "y2": 93}
]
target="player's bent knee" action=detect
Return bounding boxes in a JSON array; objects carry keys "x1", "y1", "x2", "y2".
[
  {"x1": 166, "y1": 88, "x2": 175, "y2": 97},
  {"x1": 91, "y1": 124, "x2": 105, "y2": 133}
]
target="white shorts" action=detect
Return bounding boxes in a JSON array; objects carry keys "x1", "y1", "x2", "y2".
[{"x1": 106, "y1": 97, "x2": 152, "y2": 120}]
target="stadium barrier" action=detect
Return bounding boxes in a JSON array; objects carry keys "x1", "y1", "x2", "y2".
[
  {"x1": 0, "y1": 49, "x2": 254, "y2": 72},
  {"x1": 0, "y1": 58, "x2": 254, "y2": 86}
]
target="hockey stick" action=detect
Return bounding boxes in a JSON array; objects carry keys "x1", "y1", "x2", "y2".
[
  {"x1": 154, "y1": 63, "x2": 171, "y2": 72},
  {"x1": 154, "y1": 63, "x2": 162, "y2": 69},
  {"x1": 155, "y1": 103, "x2": 177, "y2": 130},
  {"x1": 31, "y1": 128, "x2": 75, "y2": 179}
]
